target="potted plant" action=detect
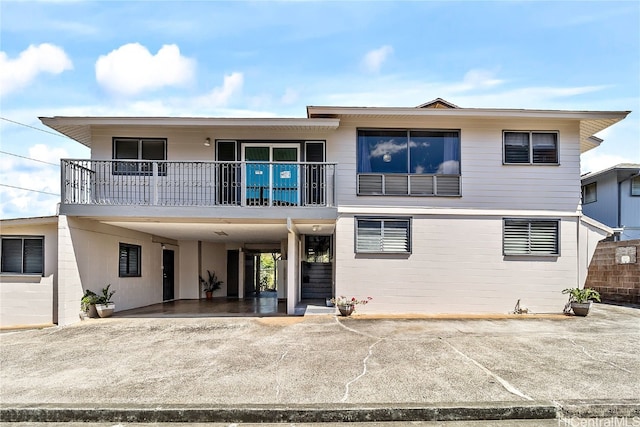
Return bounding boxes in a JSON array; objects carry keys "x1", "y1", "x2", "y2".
[
  {"x1": 80, "y1": 289, "x2": 100, "y2": 319},
  {"x1": 200, "y1": 270, "x2": 223, "y2": 300},
  {"x1": 330, "y1": 295, "x2": 372, "y2": 317},
  {"x1": 562, "y1": 287, "x2": 601, "y2": 316},
  {"x1": 95, "y1": 284, "x2": 116, "y2": 318}
]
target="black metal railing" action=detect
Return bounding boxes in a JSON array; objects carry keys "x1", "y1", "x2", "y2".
[{"x1": 61, "y1": 160, "x2": 337, "y2": 207}]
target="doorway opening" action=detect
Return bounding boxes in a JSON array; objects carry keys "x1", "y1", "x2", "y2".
[
  {"x1": 301, "y1": 235, "x2": 332, "y2": 300},
  {"x1": 244, "y1": 251, "x2": 284, "y2": 299}
]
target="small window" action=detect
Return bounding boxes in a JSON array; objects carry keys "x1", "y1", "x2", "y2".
[
  {"x1": 119, "y1": 243, "x2": 141, "y2": 277},
  {"x1": 504, "y1": 131, "x2": 558, "y2": 164},
  {"x1": 355, "y1": 218, "x2": 411, "y2": 253},
  {"x1": 1, "y1": 236, "x2": 44, "y2": 274},
  {"x1": 632, "y1": 176, "x2": 640, "y2": 196},
  {"x1": 113, "y1": 138, "x2": 167, "y2": 175},
  {"x1": 582, "y1": 182, "x2": 597, "y2": 204},
  {"x1": 503, "y1": 219, "x2": 559, "y2": 256}
]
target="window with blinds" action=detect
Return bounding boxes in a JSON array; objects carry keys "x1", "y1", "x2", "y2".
[
  {"x1": 113, "y1": 137, "x2": 167, "y2": 175},
  {"x1": 355, "y1": 218, "x2": 411, "y2": 253},
  {"x1": 631, "y1": 176, "x2": 640, "y2": 196},
  {"x1": 1, "y1": 236, "x2": 44, "y2": 274},
  {"x1": 119, "y1": 243, "x2": 141, "y2": 277},
  {"x1": 503, "y1": 219, "x2": 559, "y2": 256},
  {"x1": 503, "y1": 131, "x2": 558, "y2": 164}
]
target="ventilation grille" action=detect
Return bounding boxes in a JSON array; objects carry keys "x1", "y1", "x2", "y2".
[{"x1": 358, "y1": 174, "x2": 460, "y2": 196}]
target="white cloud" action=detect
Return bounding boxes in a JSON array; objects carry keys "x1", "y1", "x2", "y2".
[
  {"x1": 321, "y1": 72, "x2": 608, "y2": 109},
  {"x1": 281, "y1": 88, "x2": 299, "y2": 105},
  {"x1": 95, "y1": 43, "x2": 195, "y2": 96},
  {"x1": 0, "y1": 43, "x2": 73, "y2": 96},
  {"x1": 449, "y1": 69, "x2": 504, "y2": 93},
  {"x1": 193, "y1": 72, "x2": 244, "y2": 108},
  {"x1": 362, "y1": 45, "x2": 393, "y2": 73},
  {"x1": 0, "y1": 144, "x2": 66, "y2": 218},
  {"x1": 29, "y1": 144, "x2": 69, "y2": 165}
]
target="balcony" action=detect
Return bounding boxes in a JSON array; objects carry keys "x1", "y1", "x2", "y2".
[{"x1": 61, "y1": 160, "x2": 337, "y2": 209}]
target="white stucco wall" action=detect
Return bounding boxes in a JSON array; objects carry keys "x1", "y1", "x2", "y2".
[
  {"x1": 578, "y1": 218, "x2": 611, "y2": 288},
  {"x1": 200, "y1": 242, "x2": 227, "y2": 297},
  {"x1": 178, "y1": 240, "x2": 199, "y2": 299},
  {"x1": 57, "y1": 216, "x2": 163, "y2": 325},
  {"x1": 335, "y1": 213, "x2": 580, "y2": 314},
  {"x1": 0, "y1": 219, "x2": 58, "y2": 328}
]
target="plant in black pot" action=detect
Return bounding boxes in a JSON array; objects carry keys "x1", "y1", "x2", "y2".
[
  {"x1": 562, "y1": 287, "x2": 601, "y2": 316},
  {"x1": 200, "y1": 270, "x2": 223, "y2": 300},
  {"x1": 95, "y1": 284, "x2": 116, "y2": 318}
]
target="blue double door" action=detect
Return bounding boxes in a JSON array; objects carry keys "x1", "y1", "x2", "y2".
[{"x1": 243, "y1": 145, "x2": 299, "y2": 206}]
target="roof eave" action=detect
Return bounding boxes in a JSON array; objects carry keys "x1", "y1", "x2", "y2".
[{"x1": 39, "y1": 117, "x2": 341, "y2": 148}]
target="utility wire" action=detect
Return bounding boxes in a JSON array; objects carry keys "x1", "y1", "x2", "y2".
[
  {"x1": 0, "y1": 116, "x2": 70, "y2": 139},
  {"x1": 0, "y1": 183, "x2": 60, "y2": 196},
  {"x1": 0, "y1": 150, "x2": 59, "y2": 167}
]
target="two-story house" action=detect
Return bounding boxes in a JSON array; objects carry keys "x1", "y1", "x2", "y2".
[
  {"x1": 581, "y1": 163, "x2": 640, "y2": 241},
  {"x1": 0, "y1": 99, "x2": 629, "y2": 327}
]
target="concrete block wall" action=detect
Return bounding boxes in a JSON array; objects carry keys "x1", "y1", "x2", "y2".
[{"x1": 585, "y1": 239, "x2": 640, "y2": 305}]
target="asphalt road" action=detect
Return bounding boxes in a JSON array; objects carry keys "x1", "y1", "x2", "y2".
[{"x1": 1, "y1": 303, "x2": 638, "y2": 423}]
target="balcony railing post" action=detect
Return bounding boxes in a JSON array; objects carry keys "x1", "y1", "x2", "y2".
[{"x1": 152, "y1": 162, "x2": 158, "y2": 205}]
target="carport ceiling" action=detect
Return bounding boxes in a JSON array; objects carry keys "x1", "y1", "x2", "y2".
[{"x1": 101, "y1": 220, "x2": 335, "y2": 243}]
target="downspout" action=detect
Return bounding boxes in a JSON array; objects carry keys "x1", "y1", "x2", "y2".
[{"x1": 617, "y1": 180, "x2": 622, "y2": 241}]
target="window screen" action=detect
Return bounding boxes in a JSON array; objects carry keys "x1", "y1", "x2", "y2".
[
  {"x1": 1, "y1": 237, "x2": 44, "y2": 274},
  {"x1": 119, "y1": 243, "x2": 141, "y2": 277},
  {"x1": 355, "y1": 218, "x2": 410, "y2": 253},
  {"x1": 504, "y1": 131, "x2": 558, "y2": 164},
  {"x1": 504, "y1": 219, "x2": 559, "y2": 256}
]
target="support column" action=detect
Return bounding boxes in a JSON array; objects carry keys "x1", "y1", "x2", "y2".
[
  {"x1": 286, "y1": 219, "x2": 299, "y2": 315},
  {"x1": 57, "y1": 215, "x2": 84, "y2": 326}
]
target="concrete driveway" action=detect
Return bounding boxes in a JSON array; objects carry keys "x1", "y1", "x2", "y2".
[{"x1": 1, "y1": 303, "x2": 638, "y2": 423}]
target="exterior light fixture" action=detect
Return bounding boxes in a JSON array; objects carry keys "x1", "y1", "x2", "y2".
[
  {"x1": 383, "y1": 152, "x2": 391, "y2": 162},
  {"x1": 204, "y1": 137, "x2": 211, "y2": 147},
  {"x1": 312, "y1": 225, "x2": 321, "y2": 232}
]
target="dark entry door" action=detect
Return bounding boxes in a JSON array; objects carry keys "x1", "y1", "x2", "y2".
[
  {"x1": 227, "y1": 250, "x2": 239, "y2": 297},
  {"x1": 162, "y1": 249, "x2": 175, "y2": 301}
]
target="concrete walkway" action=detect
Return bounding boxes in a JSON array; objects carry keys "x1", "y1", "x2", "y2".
[{"x1": 1, "y1": 304, "x2": 638, "y2": 423}]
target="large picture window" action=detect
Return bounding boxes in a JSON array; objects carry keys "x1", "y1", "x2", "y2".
[
  {"x1": 119, "y1": 243, "x2": 141, "y2": 277},
  {"x1": 357, "y1": 129, "x2": 460, "y2": 196},
  {"x1": 503, "y1": 131, "x2": 558, "y2": 164},
  {"x1": 503, "y1": 219, "x2": 559, "y2": 256},
  {"x1": 1, "y1": 236, "x2": 44, "y2": 274},
  {"x1": 355, "y1": 217, "x2": 411, "y2": 254},
  {"x1": 113, "y1": 138, "x2": 167, "y2": 175}
]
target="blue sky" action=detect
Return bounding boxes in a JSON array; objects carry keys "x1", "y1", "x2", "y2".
[{"x1": 1, "y1": 0, "x2": 639, "y2": 219}]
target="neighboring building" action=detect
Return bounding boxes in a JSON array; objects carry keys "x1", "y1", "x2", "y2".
[
  {"x1": 581, "y1": 163, "x2": 640, "y2": 241},
  {"x1": 0, "y1": 216, "x2": 58, "y2": 328},
  {"x1": 0, "y1": 99, "x2": 629, "y2": 327}
]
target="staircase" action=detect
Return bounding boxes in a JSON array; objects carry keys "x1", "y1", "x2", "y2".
[{"x1": 301, "y1": 262, "x2": 332, "y2": 299}]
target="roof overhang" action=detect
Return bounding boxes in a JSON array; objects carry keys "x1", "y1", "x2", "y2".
[
  {"x1": 307, "y1": 106, "x2": 630, "y2": 154},
  {"x1": 581, "y1": 163, "x2": 640, "y2": 183},
  {"x1": 39, "y1": 117, "x2": 341, "y2": 148},
  {"x1": 0, "y1": 215, "x2": 58, "y2": 226}
]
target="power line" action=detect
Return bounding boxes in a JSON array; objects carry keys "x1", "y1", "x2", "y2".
[
  {"x1": 0, "y1": 183, "x2": 60, "y2": 196},
  {"x1": 0, "y1": 150, "x2": 59, "y2": 167},
  {"x1": 0, "y1": 117, "x2": 71, "y2": 139}
]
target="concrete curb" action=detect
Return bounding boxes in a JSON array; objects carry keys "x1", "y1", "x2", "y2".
[
  {"x1": 0, "y1": 402, "x2": 557, "y2": 423},
  {"x1": 555, "y1": 399, "x2": 640, "y2": 418}
]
